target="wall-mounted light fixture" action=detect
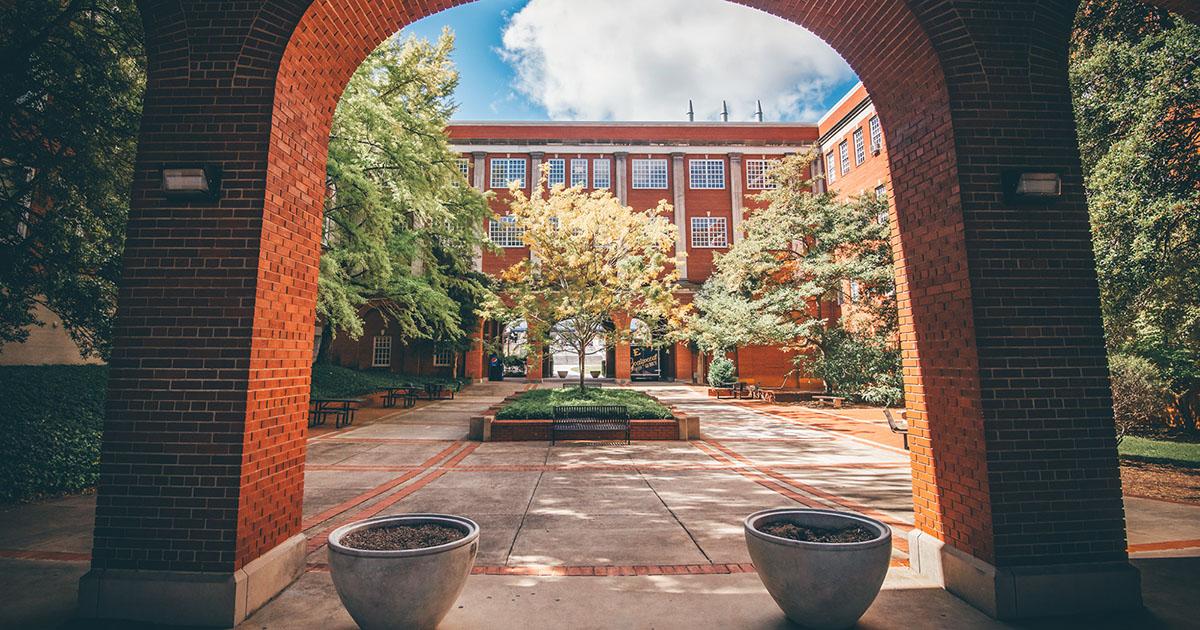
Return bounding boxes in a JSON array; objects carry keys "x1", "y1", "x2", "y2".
[
  {"x1": 1003, "y1": 171, "x2": 1062, "y2": 204},
  {"x1": 162, "y1": 165, "x2": 221, "y2": 200}
]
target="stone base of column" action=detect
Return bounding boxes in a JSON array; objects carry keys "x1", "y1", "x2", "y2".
[
  {"x1": 908, "y1": 530, "x2": 1142, "y2": 619},
  {"x1": 78, "y1": 533, "x2": 306, "y2": 627}
]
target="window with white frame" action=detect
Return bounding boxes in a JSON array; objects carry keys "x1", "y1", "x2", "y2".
[
  {"x1": 745, "y1": 159, "x2": 780, "y2": 190},
  {"x1": 432, "y1": 346, "x2": 454, "y2": 367},
  {"x1": 690, "y1": 217, "x2": 729, "y2": 248},
  {"x1": 839, "y1": 141, "x2": 850, "y2": 175},
  {"x1": 688, "y1": 159, "x2": 725, "y2": 189},
  {"x1": 825, "y1": 152, "x2": 837, "y2": 183},
  {"x1": 849, "y1": 280, "x2": 862, "y2": 303},
  {"x1": 456, "y1": 158, "x2": 470, "y2": 180},
  {"x1": 488, "y1": 215, "x2": 525, "y2": 248},
  {"x1": 547, "y1": 158, "x2": 566, "y2": 186},
  {"x1": 632, "y1": 158, "x2": 668, "y2": 189},
  {"x1": 490, "y1": 158, "x2": 527, "y2": 188},
  {"x1": 570, "y1": 159, "x2": 588, "y2": 187},
  {"x1": 875, "y1": 184, "x2": 888, "y2": 200},
  {"x1": 372, "y1": 335, "x2": 392, "y2": 367},
  {"x1": 869, "y1": 116, "x2": 882, "y2": 153},
  {"x1": 592, "y1": 159, "x2": 611, "y2": 189},
  {"x1": 853, "y1": 128, "x2": 866, "y2": 165}
]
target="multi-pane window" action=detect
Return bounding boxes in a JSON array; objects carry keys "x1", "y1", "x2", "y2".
[
  {"x1": 839, "y1": 141, "x2": 850, "y2": 175},
  {"x1": 433, "y1": 346, "x2": 454, "y2": 367},
  {"x1": 592, "y1": 159, "x2": 611, "y2": 189},
  {"x1": 372, "y1": 335, "x2": 392, "y2": 368},
  {"x1": 869, "y1": 116, "x2": 883, "y2": 153},
  {"x1": 875, "y1": 184, "x2": 888, "y2": 200},
  {"x1": 570, "y1": 159, "x2": 588, "y2": 187},
  {"x1": 825, "y1": 152, "x2": 837, "y2": 183},
  {"x1": 547, "y1": 158, "x2": 566, "y2": 186},
  {"x1": 488, "y1": 215, "x2": 525, "y2": 248},
  {"x1": 690, "y1": 217, "x2": 729, "y2": 248},
  {"x1": 490, "y1": 158, "x2": 527, "y2": 188},
  {"x1": 456, "y1": 158, "x2": 470, "y2": 180},
  {"x1": 853, "y1": 128, "x2": 866, "y2": 165},
  {"x1": 688, "y1": 159, "x2": 725, "y2": 189},
  {"x1": 745, "y1": 159, "x2": 780, "y2": 190},
  {"x1": 849, "y1": 281, "x2": 862, "y2": 303},
  {"x1": 632, "y1": 158, "x2": 668, "y2": 189}
]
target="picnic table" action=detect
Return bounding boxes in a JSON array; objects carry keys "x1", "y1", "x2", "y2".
[
  {"x1": 423, "y1": 382, "x2": 460, "y2": 400},
  {"x1": 309, "y1": 398, "x2": 362, "y2": 428},
  {"x1": 380, "y1": 386, "x2": 420, "y2": 408},
  {"x1": 715, "y1": 381, "x2": 753, "y2": 400}
]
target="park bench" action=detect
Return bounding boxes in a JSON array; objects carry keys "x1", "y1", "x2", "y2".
[
  {"x1": 884, "y1": 409, "x2": 909, "y2": 450},
  {"x1": 551, "y1": 404, "x2": 630, "y2": 446},
  {"x1": 812, "y1": 394, "x2": 846, "y2": 408},
  {"x1": 381, "y1": 386, "x2": 419, "y2": 409},
  {"x1": 309, "y1": 398, "x2": 361, "y2": 428},
  {"x1": 715, "y1": 381, "x2": 750, "y2": 400}
]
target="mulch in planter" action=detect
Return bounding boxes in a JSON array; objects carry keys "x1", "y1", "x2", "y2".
[
  {"x1": 342, "y1": 524, "x2": 465, "y2": 551},
  {"x1": 761, "y1": 521, "x2": 877, "y2": 543}
]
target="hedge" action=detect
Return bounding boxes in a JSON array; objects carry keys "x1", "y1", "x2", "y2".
[
  {"x1": 311, "y1": 363, "x2": 466, "y2": 399},
  {"x1": 0, "y1": 365, "x2": 108, "y2": 504},
  {"x1": 495, "y1": 387, "x2": 674, "y2": 420}
]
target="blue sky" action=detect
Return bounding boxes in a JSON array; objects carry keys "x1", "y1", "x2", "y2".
[{"x1": 400, "y1": 0, "x2": 859, "y2": 123}]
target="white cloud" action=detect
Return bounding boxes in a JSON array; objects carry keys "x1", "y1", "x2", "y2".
[{"x1": 498, "y1": 0, "x2": 854, "y2": 122}]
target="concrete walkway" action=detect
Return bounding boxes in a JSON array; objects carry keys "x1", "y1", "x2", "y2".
[{"x1": 1, "y1": 382, "x2": 1198, "y2": 629}]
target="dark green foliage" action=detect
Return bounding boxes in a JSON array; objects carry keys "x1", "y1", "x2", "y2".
[
  {"x1": 310, "y1": 363, "x2": 464, "y2": 400},
  {"x1": 798, "y1": 329, "x2": 903, "y2": 407},
  {"x1": 707, "y1": 357, "x2": 736, "y2": 388},
  {"x1": 1071, "y1": 1, "x2": 1200, "y2": 428},
  {"x1": 0, "y1": 1, "x2": 145, "y2": 359},
  {"x1": 1109, "y1": 353, "x2": 1171, "y2": 442},
  {"x1": 495, "y1": 388, "x2": 674, "y2": 420},
  {"x1": 0, "y1": 365, "x2": 108, "y2": 503}
]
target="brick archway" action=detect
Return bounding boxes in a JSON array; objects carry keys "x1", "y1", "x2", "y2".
[{"x1": 83, "y1": 0, "x2": 1171, "y2": 625}]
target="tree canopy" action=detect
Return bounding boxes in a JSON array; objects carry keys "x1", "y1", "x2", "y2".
[
  {"x1": 0, "y1": 0, "x2": 144, "y2": 359},
  {"x1": 321, "y1": 29, "x2": 492, "y2": 351},
  {"x1": 1071, "y1": 0, "x2": 1200, "y2": 426},
  {"x1": 488, "y1": 170, "x2": 689, "y2": 388},
  {"x1": 692, "y1": 154, "x2": 900, "y2": 403}
]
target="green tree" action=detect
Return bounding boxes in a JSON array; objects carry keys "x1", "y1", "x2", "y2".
[
  {"x1": 0, "y1": 0, "x2": 144, "y2": 359},
  {"x1": 488, "y1": 170, "x2": 689, "y2": 389},
  {"x1": 1071, "y1": 0, "x2": 1200, "y2": 427},
  {"x1": 321, "y1": 29, "x2": 492, "y2": 351},
  {"x1": 692, "y1": 153, "x2": 900, "y2": 403}
]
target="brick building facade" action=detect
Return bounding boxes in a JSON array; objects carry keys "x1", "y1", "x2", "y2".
[{"x1": 329, "y1": 85, "x2": 889, "y2": 389}]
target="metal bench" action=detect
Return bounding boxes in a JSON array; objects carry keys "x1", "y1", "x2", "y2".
[
  {"x1": 884, "y1": 409, "x2": 909, "y2": 450},
  {"x1": 714, "y1": 382, "x2": 746, "y2": 400},
  {"x1": 309, "y1": 398, "x2": 361, "y2": 428},
  {"x1": 381, "y1": 387, "x2": 419, "y2": 408},
  {"x1": 551, "y1": 405, "x2": 630, "y2": 445}
]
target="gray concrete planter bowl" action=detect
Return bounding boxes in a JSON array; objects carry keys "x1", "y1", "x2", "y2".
[
  {"x1": 328, "y1": 514, "x2": 479, "y2": 630},
  {"x1": 745, "y1": 508, "x2": 891, "y2": 630}
]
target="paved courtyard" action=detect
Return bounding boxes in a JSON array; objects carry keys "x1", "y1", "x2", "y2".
[{"x1": 1, "y1": 382, "x2": 1198, "y2": 628}]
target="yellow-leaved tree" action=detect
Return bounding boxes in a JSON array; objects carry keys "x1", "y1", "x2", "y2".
[{"x1": 489, "y1": 169, "x2": 690, "y2": 389}]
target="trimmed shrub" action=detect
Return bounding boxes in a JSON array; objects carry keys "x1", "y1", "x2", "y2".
[
  {"x1": 1110, "y1": 353, "x2": 1169, "y2": 443},
  {"x1": 708, "y1": 357, "x2": 736, "y2": 388},
  {"x1": 311, "y1": 363, "x2": 464, "y2": 399},
  {"x1": 495, "y1": 388, "x2": 673, "y2": 420},
  {"x1": 0, "y1": 365, "x2": 108, "y2": 504}
]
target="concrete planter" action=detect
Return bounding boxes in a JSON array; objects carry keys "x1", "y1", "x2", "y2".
[
  {"x1": 328, "y1": 514, "x2": 479, "y2": 630},
  {"x1": 744, "y1": 508, "x2": 891, "y2": 630}
]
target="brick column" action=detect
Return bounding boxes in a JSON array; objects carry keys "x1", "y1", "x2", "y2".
[
  {"x1": 465, "y1": 323, "x2": 485, "y2": 382},
  {"x1": 613, "y1": 152, "x2": 629, "y2": 205},
  {"x1": 728, "y1": 153, "x2": 744, "y2": 243},
  {"x1": 674, "y1": 341, "x2": 695, "y2": 384},
  {"x1": 671, "y1": 153, "x2": 689, "y2": 279},
  {"x1": 471, "y1": 151, "x2": 487, "y2": 273},
  {"x1": 612, "y1": 313, "x2": 632, "y2": 382}
]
